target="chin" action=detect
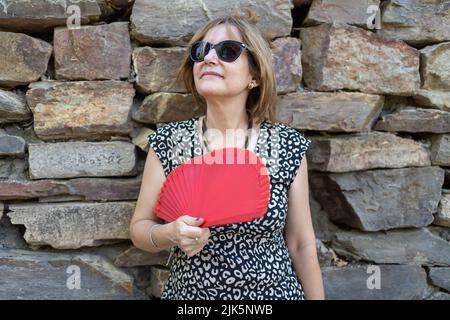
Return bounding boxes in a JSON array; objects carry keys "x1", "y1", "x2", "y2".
[{"x1": 197, "y1": 87, "x2": 228, "y2": 97}]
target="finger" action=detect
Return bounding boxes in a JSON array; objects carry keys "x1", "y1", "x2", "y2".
[
  {"x1": 179, "y1": 225, "x2": 204, "y2": 239},
  {"x1": 180, "y1": 215, "x2": 204, "y2": 226}
]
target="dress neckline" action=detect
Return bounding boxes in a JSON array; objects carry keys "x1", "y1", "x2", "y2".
[{"x1": 194, "y1": 115, "x2": 265, "y2": 155}]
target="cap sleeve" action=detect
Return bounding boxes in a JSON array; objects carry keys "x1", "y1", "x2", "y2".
[
  {"x1": 147, "y1": 125, "x2": 172, "y2": 177},
  {"x1": 287, "y1": 129, "x2": 312, "y2": 190}
]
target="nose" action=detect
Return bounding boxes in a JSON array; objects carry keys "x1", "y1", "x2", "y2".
[{"x1": 203, "y1": 46, "x2": 219, "y2": 64}]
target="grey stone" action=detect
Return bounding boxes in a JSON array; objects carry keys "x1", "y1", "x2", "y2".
[
  {"x1": 0, "y1": 89, "x2": 30, "y2": 124},
  {"x1": 426, "y1": 291, "x2": 450, "y2": 300},
  {"x1": 420, "y1": 42, "x2": 450, "y2": 90},
  {"x1": 331, "y1": 228, "x2": 450, "y2": 266},
  {"x1": 0, "y1": 135, "x2": 26, "y2": 158},
  {"x1": 114, "y1": 246, "x2": 170, "y2": 267},
  {"x1": 430, "y1": 134, "x2": 450, "y2": 166},
  {"x1": 322, "y1": 265, "x2": 427, "y2": 300},
  {"x1": 0, "y1": 0, "x2": 100, "y2": 34},
  {"x1": 310, "y1": 167, "x2": 444, "y2": 231},
  {"x1": 7, "y1": 201, "x2": 135, "y2": 249},
  {"x1": 0, "y1": 158, "x2": 27, "y2": 181},
  {"x1": 310, "y1": 194, "x2": 339, "y2": 242},
  {"x1": 28, "y1": 141, "x2": 137, "y2": 180},
  {"x1": 429, "y1": 267, "x2": 450, "y2": 292},
  {"x1": 316, "y1": 239, "x2": 332, "y2": 267},
  {"x1": 414, "y1": 90, "x2": 450, "y2": 112},
  {"x1": 0, "y1": 249, "x2": 147, "y2": 299},
  {"x1": 434, "y1": 194, "x2": 450, "y2": 227}
]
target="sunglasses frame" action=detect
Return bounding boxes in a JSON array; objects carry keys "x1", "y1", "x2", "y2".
[{"x1": 189, "y1": 40, "x2": 249, "y2": 63}]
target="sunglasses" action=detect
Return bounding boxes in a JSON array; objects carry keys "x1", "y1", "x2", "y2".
[{"x1": 189, "y1": 40, "x2": 249, "y2": 63}]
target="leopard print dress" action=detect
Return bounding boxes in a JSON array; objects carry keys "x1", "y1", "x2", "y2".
[{"x1": 148, "y1": 116, "x2": 312, "y2": 300}]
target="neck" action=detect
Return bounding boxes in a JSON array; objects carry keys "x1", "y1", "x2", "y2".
[{"x1": 203, "y1": 96, "x2": 252, "y2": 134}]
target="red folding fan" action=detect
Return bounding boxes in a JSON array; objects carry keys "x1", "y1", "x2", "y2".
[{"x1": 154, "y1": 147, "x2": 270, "y2": 228}]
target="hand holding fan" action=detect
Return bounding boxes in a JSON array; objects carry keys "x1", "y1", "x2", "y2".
[{"x1": 154, "y1": 147, "x2": 270, "y2": 227}]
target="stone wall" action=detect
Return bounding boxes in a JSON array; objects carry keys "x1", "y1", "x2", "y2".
[{"x1": 0, "y1": 0, "x2": 449, "y2": 300}]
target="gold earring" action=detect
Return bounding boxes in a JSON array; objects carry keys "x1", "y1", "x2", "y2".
[{"x1": 248, "y1": 82, "x2": 255, "y2": 90}]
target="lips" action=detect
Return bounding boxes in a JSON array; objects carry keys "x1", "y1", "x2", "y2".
[{"x1": 201, "y1": 71, "x2": 223, "y2": 78}]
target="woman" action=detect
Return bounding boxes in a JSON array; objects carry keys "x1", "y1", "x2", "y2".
[{"x1": 130, "y1": 11, "x2": 324, "y2": 300}]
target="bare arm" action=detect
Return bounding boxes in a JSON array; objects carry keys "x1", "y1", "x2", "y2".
[
  {"x1": 284, "y1": 157, "x2": 325, "y2": 300},
  {"x1": 129, "y1": 147, "x2": 175, "y2": 253},
  {"x1": 129, "y1": 145, "x2": 210, "y2": 255}
]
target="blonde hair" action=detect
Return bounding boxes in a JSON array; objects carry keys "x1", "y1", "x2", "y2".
[{"x1": 175, "y1": 9, "x2": 278, "y2": 125}]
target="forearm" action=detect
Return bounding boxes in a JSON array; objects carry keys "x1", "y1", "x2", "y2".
[
  {"x1": 290, "y1": 244, "x2": 325, "y2": 300},
  {"x1": 130, "y1": 219, "x2": 175, "y2": 253}
]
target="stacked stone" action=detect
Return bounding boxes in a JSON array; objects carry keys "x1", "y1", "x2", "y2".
[
  {"x1": 293, "y1": 0, "x2": 450, "y2": 300},
  {"x1": 0, "y1": 0, "x2": 449, "y2": 300}
]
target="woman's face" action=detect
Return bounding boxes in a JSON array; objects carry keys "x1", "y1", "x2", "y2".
[{"x1": 193, "y1": 24, "x2": 254, "y2": 99}]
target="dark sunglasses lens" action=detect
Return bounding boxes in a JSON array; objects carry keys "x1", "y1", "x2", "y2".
[
  {"x1": 218, "y1": 41, "x2": 243, "y2": 62},
  {"x1": 190, "y1": 41, "x2": 210, "y2": 62}
]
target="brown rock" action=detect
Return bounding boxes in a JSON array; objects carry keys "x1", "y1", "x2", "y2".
[
  {"x1": 300, "y1": 23, "x2": 420, "y2": 95},
  {"x1": 271, "y1": 37, "x2": 302, "y2": 93},
  {"x1": 26, "y1": 81, "x2": 135, "y2": 140},
  {"x1": 130, "y1": 0, "x2": 293, "y2": 45},
  {"x1": 133, "y1": 93, "x2": 205, "y2": 124},
  {"x1": 278, "y1": 91, "x2": 384, "y2": 132},
  {"x1": 420, "y1": 42, "x2": 450, "y2": 90},
  {"x1": 149, "y1": 266, "x2": 169, "y2": 298},
  {"x1": 303, "y1": 0, "x2": 381, "y2": 28},
  {"x1": 374, "y1": 107, "x2": 450, "y2": 133},
  {"x1": 0, "y1": 176, "x2": 141, "y2": 202},
  {"x1": 378, "y1": 0, "x2": 450, "y2": 46},
  {"x1": 54, "y1": 22, "x2": 132, "y2": 80},
  {"x1": 132, "y1": 47, "x2": 186, "y2": 94},
  {"x1": 308, "y1": 131, "x2": 430, "y2": 172},
  {"x1": 114, "y1": 246, "x2": 170, "y2": 267},
  {"x1": 0, "y1": 0, "x2": 100, "y2": 34},
  {"x1": 0, "y1": 32, "x2": 52, "y2": 88}
]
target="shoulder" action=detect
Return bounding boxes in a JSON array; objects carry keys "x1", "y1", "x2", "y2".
[
  {"x1": 147, "y1": 117, "x2": 196, "y2": 145},
  {"x1": 266, "y1": 120, "x2": 312, "y2": 149}
]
